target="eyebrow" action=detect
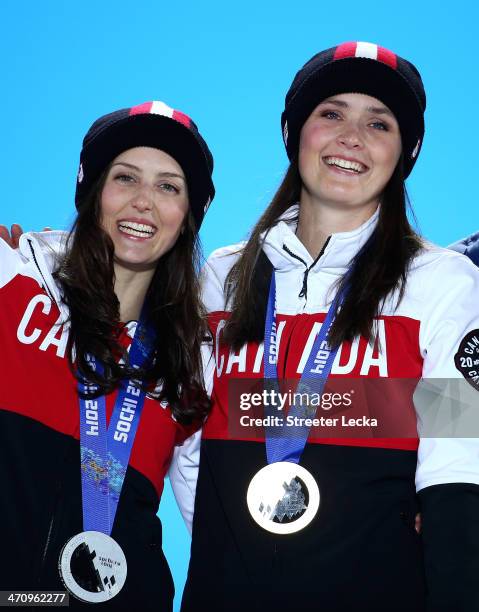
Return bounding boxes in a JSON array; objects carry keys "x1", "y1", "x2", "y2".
[
  {"x1": 321, "y1": 98, "x2": 395, "y2": 117},
  {"x1": 111, "y1": 162, "x2": 185, "y2": 181}
]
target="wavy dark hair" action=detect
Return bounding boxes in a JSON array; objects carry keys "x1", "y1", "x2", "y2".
[
  {"x1": 223, "y1": 156, "x2": 423, "y2": 350},
  {"x1": 54, "y1": 170, "x2": 210, "y2": 424}
]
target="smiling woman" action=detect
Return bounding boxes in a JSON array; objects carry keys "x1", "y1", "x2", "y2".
[
  {"x1": 298, "y1": 94, "x2": 402, "y2": 213},
  {"x1": 0, "y1": 100, "x2": 214, "y2": 610},
  {"x1": 295, "y1": 92, "x2": 403, "y2": 264},
  {"x1": 102, "y1": 148, "x2": 189, "y2": 275},
  {"x1": 171, "y1": 42, "x2": 479, "y2": 612},
  {"x1": 99, "y1": 147, "x2": 190, "y2": 325}
]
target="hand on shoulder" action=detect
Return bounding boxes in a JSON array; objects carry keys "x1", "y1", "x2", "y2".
[
  {"x1": 0, "y1": 224, "x2": 24, "y2": 249},
  {"x1": 0, "y1": 224, "x2": 52, "y2": 249}
]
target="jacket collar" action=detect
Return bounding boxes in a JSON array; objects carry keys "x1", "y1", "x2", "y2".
[
  {"x1": 17, "y1": 231, "x2": 139, "y2": 334},
  {"x1": 18, "y1": 231, "x2": 69, "y2": 320},
  {"x1": 262, "y1": 204, "x2": 379, "y2": 273}
]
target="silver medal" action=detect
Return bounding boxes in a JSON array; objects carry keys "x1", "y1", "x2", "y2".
[
  {"x1": 246, "y1": 462, "x2": 320, "y2": 534},
  {"x1": 59, "y1": 531, "x2": 127, "y2": 603}
]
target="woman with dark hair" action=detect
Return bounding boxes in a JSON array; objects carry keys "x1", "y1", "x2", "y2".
[
  {"x1": 172, "y1": 43, "x2": 479, "y2": 611},
  {"x1": 0, "y1": 100, "x2": 214, "y2": 610}
]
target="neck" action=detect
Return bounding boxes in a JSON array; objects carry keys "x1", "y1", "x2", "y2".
[
  {"x1": 296, "y1": 191, "x2": 378, "y2": 259},
  {"x1": 114, "y1": 264, "x2": 155, "y2": 322}
]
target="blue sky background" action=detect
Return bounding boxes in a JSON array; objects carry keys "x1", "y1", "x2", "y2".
[{"x1": 3, "y1": 1, "x2": 477, "y2": 609}]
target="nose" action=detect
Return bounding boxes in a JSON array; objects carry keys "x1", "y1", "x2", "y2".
[
  {"x1": 131, "y1": 185, "x2": 154, "y2": 212},
  {"x1": 337, "y1": 124, "x2": 363, "y2": 149}
]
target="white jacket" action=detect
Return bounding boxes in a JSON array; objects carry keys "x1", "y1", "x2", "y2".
[{"x1": 170, "y1": 205, "x2": 479, "y2": 523}]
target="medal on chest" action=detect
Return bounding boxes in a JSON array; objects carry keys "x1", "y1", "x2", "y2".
[
  {"x1": 246, "y1": 462, "x2": 320, "y2": 534},
  {"x1": 246, "y1": 272, "x2": 346, "y2": 534},
  {"x1": 59, "y1": 314, "x2": 155, "y2": 602},
  {"x1": 59, "y1": 531, "x2": 127, "y2": 603}
]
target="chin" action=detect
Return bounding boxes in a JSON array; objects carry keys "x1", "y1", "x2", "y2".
[
  {"x1": 114, "y1": 256, "x2": 158, "y2": 273},
  {"x1": 317, "y1": 193, "x2": 362, "y2": 207},
  {"x1": 316, "y1": 185, "x2": 375, "y2": 206}
]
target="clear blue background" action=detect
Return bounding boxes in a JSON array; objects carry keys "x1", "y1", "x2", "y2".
[{"x1": 2, "y1": 1, "x2": 477, "y2": 609}]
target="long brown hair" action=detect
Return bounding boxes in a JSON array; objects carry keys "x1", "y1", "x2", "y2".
[
  {"x1": 223, "y1": 157, "x2": 423, "y2": 350},
  {"x1": 55, "y1": 171, "x2": 210, "y2": 424}
]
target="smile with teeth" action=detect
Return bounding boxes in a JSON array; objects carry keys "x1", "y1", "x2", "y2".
[
  {"x1": 324, "y1": 156, "x2": 367, "y2": 173},
  {"x1": 118, "y1": 221, "x2": 156, "y2": 238}
]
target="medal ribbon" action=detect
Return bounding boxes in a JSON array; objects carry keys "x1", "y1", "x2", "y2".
[
  {"x1": 263, "y1": 272, "x2": 347, "y2": 465},
  {"x1": 78, "y1": 311, "x2": 156, "y2": 535}
]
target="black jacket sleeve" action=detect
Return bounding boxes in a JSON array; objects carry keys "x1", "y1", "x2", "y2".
[{"x1": 419, "y1": 482, "x2": 479, "y2": 611}]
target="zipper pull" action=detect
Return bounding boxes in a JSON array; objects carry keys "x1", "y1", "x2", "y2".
[
  {"x1": 298, "y1": 236, "x2": 332, "y2": 302},
  {"x1": 298, "y1": 268, "x2": 310, "y2": 300}
]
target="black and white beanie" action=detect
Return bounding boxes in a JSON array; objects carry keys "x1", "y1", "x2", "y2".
[
  {"x1": 281, "y1": 41, "x2": 426, "y2": 177},
  {"x1": 76, "y1": 101, "x2": 215, "y2": 230}
]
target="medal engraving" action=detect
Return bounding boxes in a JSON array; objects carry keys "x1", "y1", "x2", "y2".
[
  {"x1": 270, "y1": 476, "x2": 308, "y2": 522},
  {"x1": 247, "y1": 462, "x2": 320, "y2": 534}
]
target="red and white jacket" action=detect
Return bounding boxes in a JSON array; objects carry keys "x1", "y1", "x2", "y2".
[
  {"x1": 0, "y1": 232, "x2": 197, "y2": 610},
  {"x1": 171, "y1": 205, "x2": 479, "y2": 612}
]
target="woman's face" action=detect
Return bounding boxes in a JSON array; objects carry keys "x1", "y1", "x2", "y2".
[
  {"x1": 298, "y1": 93, "x2": 402, "y2": 212},
  {"x1": 100, "y1": 146, "x2": 189, "y2": 272}
]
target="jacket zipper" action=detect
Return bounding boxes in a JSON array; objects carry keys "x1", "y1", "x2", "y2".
[
  {"x1": 28, "y1": 237, "x2": 65, "y2": 581},
  {"x1": 283, "y1": 236, "x2": 331, "y2": 301},
  {"x1": 37, "y1": 475, "x2": 64, "y2": 583},
  {"x1": 38, "y1": 515, "x2": 55, "y2": 576},
  {"x1": 27, "y1": 239, "x2": 58, "y2": 306},
  {"x1": 37, "y1": 436, "x2": 76, "y2": 582}
]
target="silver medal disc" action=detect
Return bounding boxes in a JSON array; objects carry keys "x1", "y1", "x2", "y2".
[
  {"x1": 246, "y1": 462, "x2": 320, "y2": 534},
  {"x1": 59, "y1": 531, "x2": 127, "y2": 603}
]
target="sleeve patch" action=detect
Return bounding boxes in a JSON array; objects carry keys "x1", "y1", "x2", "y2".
[{"x1": 454, "y1": 329, "x2": 479, "y2": 390}]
